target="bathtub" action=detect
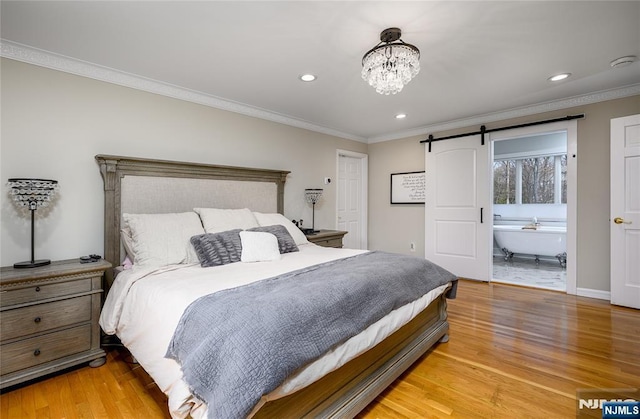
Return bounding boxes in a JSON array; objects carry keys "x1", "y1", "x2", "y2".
[{"x1": 493, "y1": 224, "x2": 567, "y2": 266}]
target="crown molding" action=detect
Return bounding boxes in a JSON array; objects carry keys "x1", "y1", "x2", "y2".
[
  {"x1": 368, "y1": 83, "x2": 640, "y2": 143},
  {"x1": 3, "y1": 40, "x2": 638, "y2": 145},
  {"x1": 0, "y1": 40, "x2": 367, "y2": 143}
]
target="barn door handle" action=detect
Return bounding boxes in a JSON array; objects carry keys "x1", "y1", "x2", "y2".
[{"x1": 480, "y1": 208, "x2": 484, "y2": 224}]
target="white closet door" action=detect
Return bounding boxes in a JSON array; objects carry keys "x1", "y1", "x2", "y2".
[
  {"x1": 425, "y1": 135, "x2": 491, "y2": 281},
  {"x1": 337, "y1": 154, "x2": 364, "y2": 249},
  {"x1": 610, "y1": 114, "x2": 640, "y2": 309}
]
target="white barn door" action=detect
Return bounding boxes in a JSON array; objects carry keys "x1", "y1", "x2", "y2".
[
  {"x1": 425, "y1": 135, "x2": 491, "y2": 281},
  {"x1": 610, "y1": 114, "x2": 640, "y2": 309}
]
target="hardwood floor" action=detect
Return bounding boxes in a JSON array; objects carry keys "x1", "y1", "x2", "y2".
[
  {"x1": 1, "y1": 280, "x2": 638, "y2": 418},
  {"x1": 360, "y1": 280, "x2": 640, "y2": 418}
]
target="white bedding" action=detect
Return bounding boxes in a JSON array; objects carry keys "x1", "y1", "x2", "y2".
[{"x1": 100, "y1": 244, "x2": 449, "y2": 418}]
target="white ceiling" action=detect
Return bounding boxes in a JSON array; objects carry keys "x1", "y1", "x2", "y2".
[{"x1": 2, "y1": 1, "x2": 639, "y2": 143}]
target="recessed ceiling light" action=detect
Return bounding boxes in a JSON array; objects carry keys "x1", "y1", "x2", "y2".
[
  {"x1": 548, "y1": 73, "x2": 571, "y2": 82},
  {"x1": 299, "y1": 74, "x2": 316, "y2": 82},
  {"x1": 610, "y1": 56, "x2": 636, "y2": 68},
  {"x1": 395, "y1": 113, "x2": 407, "y2": 119}
]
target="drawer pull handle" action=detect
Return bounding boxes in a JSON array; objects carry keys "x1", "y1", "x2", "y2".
[
  {"x1": 35, "y1": 286, "x2": 41, "y2": 292},
  {"x1": 33, "y1": 349, "x2": 41, "y2": 356},
  {"x1": 34, "y1": 317, "x2": 42, "y2": 323}
]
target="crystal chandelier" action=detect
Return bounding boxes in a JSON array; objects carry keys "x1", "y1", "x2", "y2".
[{"x1": 361, "y1": 27, "x2": 420, "y2": 95}]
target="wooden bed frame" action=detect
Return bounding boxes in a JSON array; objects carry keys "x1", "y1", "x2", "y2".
[{"x1": 96, "y1": 154, "x2": 451, "y2": 418}]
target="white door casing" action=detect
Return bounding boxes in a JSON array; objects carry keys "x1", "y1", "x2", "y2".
[
  {"x1": 425, "y1": 135, "x2": 491, "y2": 281},
  {"x1": 337, "y1": 150, "x2": 368, "y2": 249},
  {"x1": 610, "y1": 114, "x2": 640, "y2": 309}
]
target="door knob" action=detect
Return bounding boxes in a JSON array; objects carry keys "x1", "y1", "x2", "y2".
[{"x1": 614, "y1": 217, "x2": 631, "y2": 224}]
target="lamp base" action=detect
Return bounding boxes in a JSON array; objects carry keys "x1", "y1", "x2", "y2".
[{"x1": 13, "y1": 259, "x2": 51, "y2": 269}]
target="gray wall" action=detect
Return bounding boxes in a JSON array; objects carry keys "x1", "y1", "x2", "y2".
[
  {"x1": 368, "y1": 135, "x2": 426, "y2": 256},
  {"x1": 0, "y1": 58, "x2": 367, "y2": 265},
  {"x1": 368, "y1": 95, "x2": 640, "y2": 292}
]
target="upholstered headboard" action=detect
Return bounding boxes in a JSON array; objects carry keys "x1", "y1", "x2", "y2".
[{"x1": 96, "y1": 155, "x2": 290, "y2": 270}]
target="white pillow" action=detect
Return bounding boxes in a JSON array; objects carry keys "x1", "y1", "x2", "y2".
[
  {"x1": 120, "y1": 226, "x2": 136, "y2": 263},
  {"x1": 194, "y1": 208, "x2": 259, "y2": 233},
  {"x1": 122, "y1": 212, "x2": 204, "y2": 268},
  {"x1": 252, "y1": 212, "x2": 308, "y2": 245},
  {"x1": 239, "y1": 231, "x2": 281, "y2": 263}
]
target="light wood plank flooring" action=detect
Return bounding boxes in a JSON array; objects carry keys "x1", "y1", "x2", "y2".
[{"x1": 1, "y1": 280, "x2": 638, "y2": 418}]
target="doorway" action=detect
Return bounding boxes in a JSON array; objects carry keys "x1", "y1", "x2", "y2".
[
  {"x1": 491, "y1": 132, "x2": 568, "y2": 291},
  {"x1": 490, "y1": 121, "x2": 577, "y2": 294}
]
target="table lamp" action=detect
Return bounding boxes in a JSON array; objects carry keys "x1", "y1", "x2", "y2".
[{"x1": 8, "y1": 178, "x2": 59, "y2": 268}]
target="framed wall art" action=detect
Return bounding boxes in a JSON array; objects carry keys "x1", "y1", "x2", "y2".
[{"x1": 390, "y1": 171, "x2": 425, "y2": 204}]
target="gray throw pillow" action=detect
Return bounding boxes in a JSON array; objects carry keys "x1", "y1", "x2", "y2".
[
  {"x1": 247, "y1": 225, "x2": 299, "y2": 254},
  {"x1": 190, "y1": 229, "x2": 243, "y2": 267}
]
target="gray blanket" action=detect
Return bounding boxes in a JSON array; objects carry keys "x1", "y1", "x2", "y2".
[{"x1": 165, "y1": 251, "x2": 457, "y2": 419}]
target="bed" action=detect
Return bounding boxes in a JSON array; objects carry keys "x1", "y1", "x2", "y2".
[{"x1": 96, "y1": 154, "x2": 457, "y2": 419}]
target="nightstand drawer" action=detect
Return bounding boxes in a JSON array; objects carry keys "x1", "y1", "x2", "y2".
[
  {"x1": 1, "y1": 278, "x2": 92, "y2": 306},
  {"x1": 1, "y1": 296, "x2": 92, "y2": 342},
  {"x1": 305, "y1": 230, "x2": 347, "y2": 248},
  {"x1": 1, "y1": 324, "x2": 91, "y2": 375},
  {"x1": 314, "y1": 238, "x2": 343, "y2": 248}
]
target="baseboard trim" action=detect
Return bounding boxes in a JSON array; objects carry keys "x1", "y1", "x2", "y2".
[{"x1": 576, "y1": 288, "x2": 611, "y2": 301}]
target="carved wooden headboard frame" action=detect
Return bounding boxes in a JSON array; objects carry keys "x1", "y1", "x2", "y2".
[{"x1": 95, "y1": 155, "x2": 290, "y2": 272}]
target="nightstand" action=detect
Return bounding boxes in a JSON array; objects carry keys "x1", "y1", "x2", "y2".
[
  {"x1": 305, "y1": 230, "x2": 347, "y2": 248},
  {"x1": 0, "y1": 259, "x2": 110, "y2": 389}
]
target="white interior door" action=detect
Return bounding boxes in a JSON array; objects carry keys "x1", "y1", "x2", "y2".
[
  {"x1": 337, "y1": 151, "x2": 368, "y2": 249},
  {"x1": 425, "y1": 135, "x2": 491, "y2": 281},
  {"x1": 610, "y1": 114, "x2": 640, "y2": 309}
]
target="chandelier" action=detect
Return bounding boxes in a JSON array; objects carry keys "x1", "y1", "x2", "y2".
[{"x1": 361, "y1": 27, "x2": 420, "y2": 95}]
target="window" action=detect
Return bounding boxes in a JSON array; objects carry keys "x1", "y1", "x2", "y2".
[
  {"x1": 493, "y1": 160, "x2": 515, "y2": 204},
  {"x1": 494, "y1": 154, "x2": 566, "y2": 204},
  {"x1": 560, "y1": 154, "x2": 567, "y2": 204},
  {"x1": 522, "y1": 156, "x2": 555, "y2": 203}
]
